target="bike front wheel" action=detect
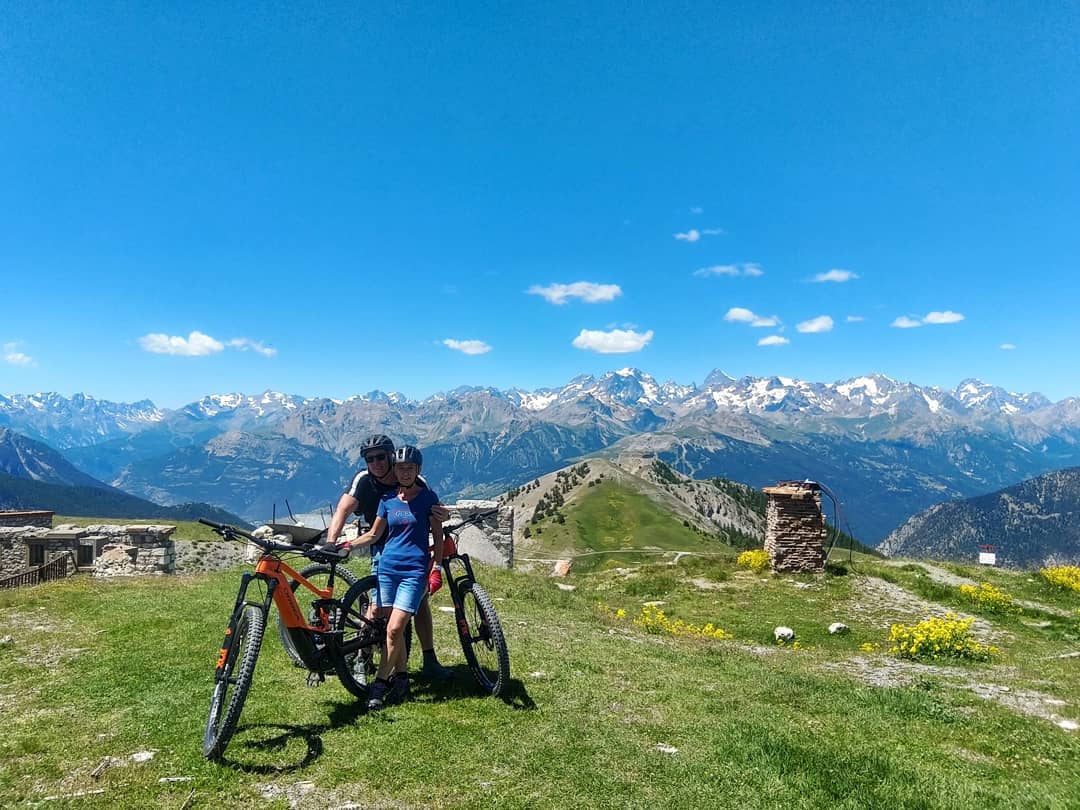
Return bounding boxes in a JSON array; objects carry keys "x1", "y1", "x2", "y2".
[
  {"x1": 204, "y1": 603, "x2": 265, "y2": 759},
  {"x1": 456, "y1": 582, "x2": 510, "y2": 697}
]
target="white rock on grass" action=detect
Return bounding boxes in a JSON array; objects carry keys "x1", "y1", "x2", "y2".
[
  {"x1": 828, "y1": 623, "x2": 849, "y2": 635},
  {"x1": 774, "y1": 626, "x2": 795, "y2": 642}
]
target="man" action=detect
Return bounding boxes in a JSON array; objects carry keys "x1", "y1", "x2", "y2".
[{"x1": 326, "y1": 434, "x2": 453, "y2": 680}]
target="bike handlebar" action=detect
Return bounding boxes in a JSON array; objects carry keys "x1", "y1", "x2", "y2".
[
  {"x1": 198, "y1": 518, "x2": 347, "y2": 563},
  {"x1": 443, "y1": 508, "x2": 499, "y2": 535}
]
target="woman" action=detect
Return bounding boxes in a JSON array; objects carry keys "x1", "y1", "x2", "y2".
[{"x1": 351, "y1": 444, "x2": 444, "y2": 710}]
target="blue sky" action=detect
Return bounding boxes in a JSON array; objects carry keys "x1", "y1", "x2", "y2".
[{"x1": 2, "y1": 3, "x2": 1078, "y2": 408}]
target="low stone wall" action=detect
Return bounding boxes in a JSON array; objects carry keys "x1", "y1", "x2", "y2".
[
  {"x1": 0, "y1": 527, "x2": 44, "y2": 574},
  {"x1": 763, "y1": 481, "x2": 825, "y2": 574},
  {"x1": 449, "y1": 500, "x2": 514, "y2": 568},
  {"x1": 0, "y1": 502, "x2": 514, "y2": 580},
  {"x1": 174, "y1": 539, "x2": 251, "y2": 573},
  {"x1": 0, "y1": 511, "x2": 53, "y2": 529},
  {"x1": 92, "y1": 525, "x2": 177, "y2": 577}
]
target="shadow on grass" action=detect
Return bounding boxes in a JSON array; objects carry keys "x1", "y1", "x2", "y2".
[
  {"x1": 412, "y1": 665, "x2": 536, "y2": 710},
  {"x1": 218, "y1": 700, "x2": 369, "y2": 773}
]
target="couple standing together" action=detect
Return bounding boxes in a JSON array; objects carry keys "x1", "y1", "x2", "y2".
[{"x1": 326, "y1": 434, "x2": 449, "y2": 710}]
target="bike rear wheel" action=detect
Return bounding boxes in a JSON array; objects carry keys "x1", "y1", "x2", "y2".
[
  {"x1": 456, "y1": 582, "x2": 509, "y2": 697},
  {"x1": 334, "y1": 575, "x2": 383, "y2": 699},
  {"x1": 204, "y1": 603, "x2": 265, "y2": 759},
  {"x1": 278, "y1": 563, "x2": 360, "y2": 668}
]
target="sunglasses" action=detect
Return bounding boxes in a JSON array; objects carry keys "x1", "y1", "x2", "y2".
[{"x1": 364, "y1": 453, "x2": 388, "y2": 464}]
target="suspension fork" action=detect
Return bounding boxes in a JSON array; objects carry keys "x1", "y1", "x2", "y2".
[
  {"x1": 215, "y1": 573, "x2": 278, "y2": 677},
  {"x1": 443, "y1": 555, "x2": 477, "y2": 636}
]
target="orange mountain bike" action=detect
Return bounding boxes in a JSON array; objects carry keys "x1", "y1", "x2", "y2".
[{"x1": 199, "y1": 518, "x2": 388, "y2": 760}]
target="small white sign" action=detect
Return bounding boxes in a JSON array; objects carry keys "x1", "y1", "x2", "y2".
[{"x1": 978, "y1": 552, "x2": 996, "y2": 566}]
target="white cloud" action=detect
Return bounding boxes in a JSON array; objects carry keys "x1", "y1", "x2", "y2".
[
  {"x1": 527, "y1": 282, "x2": 622, "y2": 305},
  {"x1": 572, "y1": 328, "x2": 653, "y2": 354},
  {"x1": 891, "y1": 316, "x2": 923, "y2": 329},
  {"x1": 724, "y1": 307, "x2": 780, "y2": 327},
  {"x1": 690, "y1": 206, "x2": 704, "y2": 214},
  {"x1": 139, "y1": 330, "x2": 224, "y2": 356},
  {"x1": 442, "y1": 339, "x2": 492, "y2": 355},
  {"x1": 139, "y1": 331, "x2": 276, "y2": 358},
  {"x1": 3, "y1": 342, "x2": 34, "y2": 366},
  {"x1": 812, "y1": 269, "x2": 859, "y2": 283},
  {"x1": 758, "y1": 335, "x2": 790, "y2": 346},
  {"x1": 674, "y1": 226, "x2": 724, "y2": 242},
  {"x1": 891, "y1": 310, "x2": 966, "y2": 329},
  {"x1": 227, "y1": 338, "x2": 277, "y2": 357},
  {"x1": 796, "y1": 315, "x2": 834, "y2": 334},
  {"x1": 923, "y1": 310, "x2": 965, "y2": 324},
  {"x1": 695, "y1": 265, "x2": 738, "y2": 277},
  {"x1": 1000, "y1": 343, "x2": 1016, "y2": 350},
  {"x1": 846, "y1": 315, "x2": 865, "y2": 322},
  {"x1": 694, "y1": 263, "x2": 763, "y2": 278}
]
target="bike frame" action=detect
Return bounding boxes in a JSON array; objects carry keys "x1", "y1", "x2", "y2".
[{"x1": 215, "y1": 553, "x2": 341, "y2": 677}]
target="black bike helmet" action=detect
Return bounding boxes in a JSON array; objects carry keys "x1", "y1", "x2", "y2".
[
  {"x1": 360, "y1": 434, "x2": 395, "y2": 460},
  {"x1": 394, "y1": 445, "x2": 423, "y2": 469}
]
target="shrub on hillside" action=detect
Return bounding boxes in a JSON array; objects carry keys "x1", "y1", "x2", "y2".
[
  {"x1": 1040, "y1": 565, "x2": 1080, "y2": 593},
  {"x1": 959, "y1": 582, "x2": 1022, "y2": 615},
  {"x1": 888, "y1": 614, "x2": 997, "y2": 662},
  {"x1": 634, "y1": 604, "x2": 733, "y2": 640},
  {"x1": 737, "y1": 549, "x2": 770, "y2": 573}
]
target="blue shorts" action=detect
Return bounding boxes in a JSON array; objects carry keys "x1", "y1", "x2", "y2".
[
  {"x1": 377, "y1": 570, "x2": 426, "y2": 614},
  {"x1": 371, "y1": 555, "x2": 428, "y2": 604}
]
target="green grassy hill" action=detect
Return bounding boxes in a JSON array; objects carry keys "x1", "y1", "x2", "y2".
[
  {"x1": 520, "y1": 480, "x2": 737, "y2": 572},
  {"x1": 1, "y1": 552, "x2": 1077, "y2": 808}
]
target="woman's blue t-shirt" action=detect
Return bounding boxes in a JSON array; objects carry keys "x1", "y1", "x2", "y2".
[{"x1": 376, "y1": 487, "x2": 440, "y2": 576}]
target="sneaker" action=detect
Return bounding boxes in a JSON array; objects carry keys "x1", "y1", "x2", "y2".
[
  {"x1": 388, "y1": 672, "x2": 411, "y2": 704},
  {"x1": 367, "y1": 678, "x2": 391, "y2": 711},
  {"x1": 419, "y1": 659, "x2": 455, "y2": 681}
]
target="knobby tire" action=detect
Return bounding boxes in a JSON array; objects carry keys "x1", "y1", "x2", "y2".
[
  {"x1": 457, "y1": 582, "x2": 510, "y2": 697},
  {"x1": 334, "y1": 575, "x2": 383, "y2": 699},
  {"x1": 204, "y1": 603, "x2": 265, "y2": 759}
]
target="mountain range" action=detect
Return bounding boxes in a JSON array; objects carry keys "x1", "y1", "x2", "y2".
[{"x1": 3, "y1": 369, "x2": 1080, "y2": 542}]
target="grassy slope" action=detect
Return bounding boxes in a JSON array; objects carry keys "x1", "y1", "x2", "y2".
[
  {"x1": 520, "y1": 481, "x2": 737, "y2": 572},
  {"x1": 1, "y1": 555, "x2": 1078, "y2": 809}
]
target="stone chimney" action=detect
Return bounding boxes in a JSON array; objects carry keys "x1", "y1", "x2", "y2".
[{"x1": 763, "y1": 481, "x2": 825, "y2": 573}]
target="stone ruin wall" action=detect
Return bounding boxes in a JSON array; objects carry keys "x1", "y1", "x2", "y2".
[
  {"x1": 0, "y1": 500, "x2": 515, "y2": 579},
  {"x1": 449, "y1": 501, "x2": 514, "y2": 568},
  {"x1": 763, "y1": 481, "x2": 826, "y2": 573},
  {"x1": 0, "y1": 524, "x2": 177, "y2": 578},
  {"x1": 0, "y1": 511, "x2": 54, "y2": 529},
  {"x1": 91, "y1": 525, "x2": 177, "y2": 576}
]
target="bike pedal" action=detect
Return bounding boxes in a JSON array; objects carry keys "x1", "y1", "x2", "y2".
[{"x1": 306, "y1": 671, "x2": 325, "y2": 688}]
